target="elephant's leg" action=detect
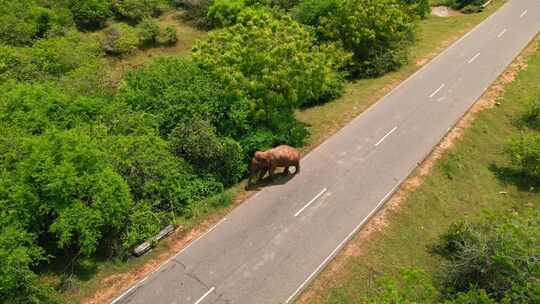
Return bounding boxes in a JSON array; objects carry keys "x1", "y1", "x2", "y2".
[
  {"x1": 268, "y1": 165, "x2": 277, "y2": 179},
  {"x1": 258, "y1": 169, "x2": 267, "y2": 181}
]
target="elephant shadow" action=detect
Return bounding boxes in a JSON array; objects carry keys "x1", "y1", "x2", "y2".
[{"x1": 245, "y1": 170, "x2": 296, "y2": 190}]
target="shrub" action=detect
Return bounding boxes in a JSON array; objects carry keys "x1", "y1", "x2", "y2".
[
  {"x1": 30, "y1": 30, "x2": 102, "y2": 76},
  {"x1": 0, "y1": 128, "x2": 134, "y2": 256},
  {"x1": 0, "y1": 0, "x2": 73, "y2": 46},
  {"x1": 399, "y1": 0, "x2": 431, "y2": 19},
  {"x1": 102, "y1": 23, "x2": 140, "y2": 55},
  {"x1": 246, "y1": 0, "x2": 301, "y2": 10},
  {"x1": 157, "y1": 26, "x2": 178, "y2": 45},
  {"x1": 293, "y1": 0, "x2": 340, "y2": 28},
  {"x1": 434, "y1": 212, "x2": 540, "y2": 301},
  {"x1": 445, "y1": 288, "x2": 497, "y2": 304},
  {"x1": 137, "y1": 18, "x2": 160, "y2": 45},
  {"x1": 522, "y1": 98, "x2": 540, "y2": 129},
  {"x1": 70, "y1": 0, "x2": 112, "y2": 30},
  {"x1": 0, "y1": 31, "x2": 102, "y2": 83},
  {"x1": 0, "y1": 82, "x2": 114, "y2": 135},
  {"x1": 170, "y1": 118, "x2": 246, "y2": 185},
  {"x1": 206, "y1": 0, "x2": 247, "y2": 28},
  {"x1": 0, "y1": 45, "x2": 37, "y2": 83},
  {"x1": 180, "y1": 0, "x2": 214, "y2": 28},
  {"x1": 0, "y1": 225, "x2": 54, "y2": 304},
  {"x1": 113, "y1": 0, "x2": 167, "y2": 21},
  {"x1": 193, "y1": 7, "x2": 350, "y2": 131},
  {"x1": 321, "y1": 0, "x2": 416, "y2": 77},
  {"x1": 122, "y1": 202, "x2": 162, "y2": 250},
  {"x1": 505, "y1": 133, "x2": 540, "y2": 179},
  {"x1": 119, "y1": 57, "x2": 234, "y2": 136},
  {"x1": 102, "y1": 133, "x2": 223, "y2": 212}
]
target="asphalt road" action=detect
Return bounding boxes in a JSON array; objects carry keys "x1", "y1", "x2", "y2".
[{"x1": 112, "y1": 1, "x2": 540, "y2": 303}]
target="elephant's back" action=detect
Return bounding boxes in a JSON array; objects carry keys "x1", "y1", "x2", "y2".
[{"x1": 270, "y1": 145, "x2": 300, "y2": 163}]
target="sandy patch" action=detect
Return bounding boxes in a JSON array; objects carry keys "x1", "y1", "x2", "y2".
[{"x1": 431, "y1": 6, "x2": 464, "y2": 17}]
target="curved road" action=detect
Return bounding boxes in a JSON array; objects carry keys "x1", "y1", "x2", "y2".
[{"x1": 112, "y1": 1, "x2": 540, "y2": 303}]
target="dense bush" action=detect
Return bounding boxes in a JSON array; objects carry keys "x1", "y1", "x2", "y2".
[
  {"x1": 157, "y1": 26, "x2": 178, "y2": 45},
  {"x1": 321, "y1": 0, "x2": 416, "y2": 77},
  {"x1": 112, "y1": 0, "x2": 167, "y2": 21},
  {"x1": 102, "y1": 23, "x2": 140, "y2": 55},
  {"x1": 0, "y1": 225, "x2": 54, "y2": 304},
  {"x1": 193, "y1": 7, "x2": 350, "y2": 133},
  {"x1": 246, "y1": 0, "x2": 301, "y2": 10},
  {"x1": 0, "y1": 31, "x2": 102, "y2": 83},
  {"x1": 0, "y1": 127, "x2": 133, "y2": 257},
  {"x1": 206, "y1": 0, "x2": 247, "y2": 27},
  {"x1": 136, "y1": 19, "x2": 177, "y2": 46},
  {"x1": 70, "y1": 0, "x2": 112, "y2": 30},
  {"x1": 522, "y1": 98, "x2": 540, "y2": 129},
  {"x1": 31, "y1": 30, "x2": 102, "y2": 76},
  {"x1": 434, "y1": 212, "x2": 540, "y2": 302},
  {"x1": 0, "y1": 0, "x2": 73, "y2": 46},
  {"x1": 292, "y1": 0, "x2": 340, "y2": 28},
  {"x1": 505, "y1": 133, "x2": 540, "y2": 180},
  {"x1": 171, "y1": 118, "x2": 246, "y2": 185},
  {"x1": 399, "y1": 0, "x2": 431, "y2": 19},
  {"x1": 119, "y1": 57, "x2": 234, "y2": 136},
  {"x1": 137, "y1": 18, "x2": 160, "y2": 45}
]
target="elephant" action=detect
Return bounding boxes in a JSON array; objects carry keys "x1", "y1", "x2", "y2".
[{"x1": 248, "y1": 145, "x2": 300, "y2": 185}]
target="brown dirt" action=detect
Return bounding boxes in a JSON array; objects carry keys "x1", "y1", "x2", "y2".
[
  {"x1": 431, "y1": 6, "x2": 464, "y2": 18},
  {"x1": 297, "y1": 34, "x2": 539, "y2": 304}
]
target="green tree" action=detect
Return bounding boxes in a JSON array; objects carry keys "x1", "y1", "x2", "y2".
[
  {"x1": 506, "y1": 133, "x2": 540, "y2": 180},
  {"x1": 0, "y1": 0, "x2": 73, "y2": 46},
  {"x1": 70, "y1": 0, "x2": 112, "y2": 30},
  {"x1": 206, "y1": 0, "x2": 247, "y2": 27},
  {"x1": 192, "y1": 7, "x2": 350, "y2": 131},
  {"x1": 112, "y1": 0, "x2": 167, "y2": 21},
  {"x1": 119, "y1": 56, "x2": 237, "y2": 136},
  {"x1": 293, "y1": 0, "x2": 341, "y2": 28},
  {"x1": 0, "y1": 225, "x2": 54, "y2": 303},
  {"x1": 321, "y1": 0, "x2": 416, "y2": 77},
  {"x1": 0, "y1": 127, "x2": 133, "y2": 257},
  {"x1": 399, "y1": 0, "x2": 430, "y2": 19},
  {"x1": 137, "y1": 18, "x2": 160, "y2": 45},
  {"x1": 0, "y1": 82, "x2": 108, "y2": 134},
  {"x1": 102, "y1": 133, "x2": 223, "y2": 211},
  {"x1": 102, "y1": 23, "x2": 140, "y2": 56},
  {"x1": 0, "y1": 31, "x2": 103, "y2": 83},
  {"x1": 170, "y1": 118, "x2": 246, "y2": 185}
]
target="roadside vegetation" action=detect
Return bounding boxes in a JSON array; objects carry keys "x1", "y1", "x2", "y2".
[
  {"x1": 431, "y1": 0, "x2": 491, "y2": 13},
  {"x1": 301, "y1": 37, "x2": 540, "y2": 304},
  {"x1": 0, "y1": 0, "x2": 510, "y2": 303}
]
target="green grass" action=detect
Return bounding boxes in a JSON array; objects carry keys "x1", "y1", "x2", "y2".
[
  {"x1": 300, "y1": 33, "x2": 540, "y2": 304},
  {"x1": 45, "y1": 3, "x2": 509, "y2": 303}
]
